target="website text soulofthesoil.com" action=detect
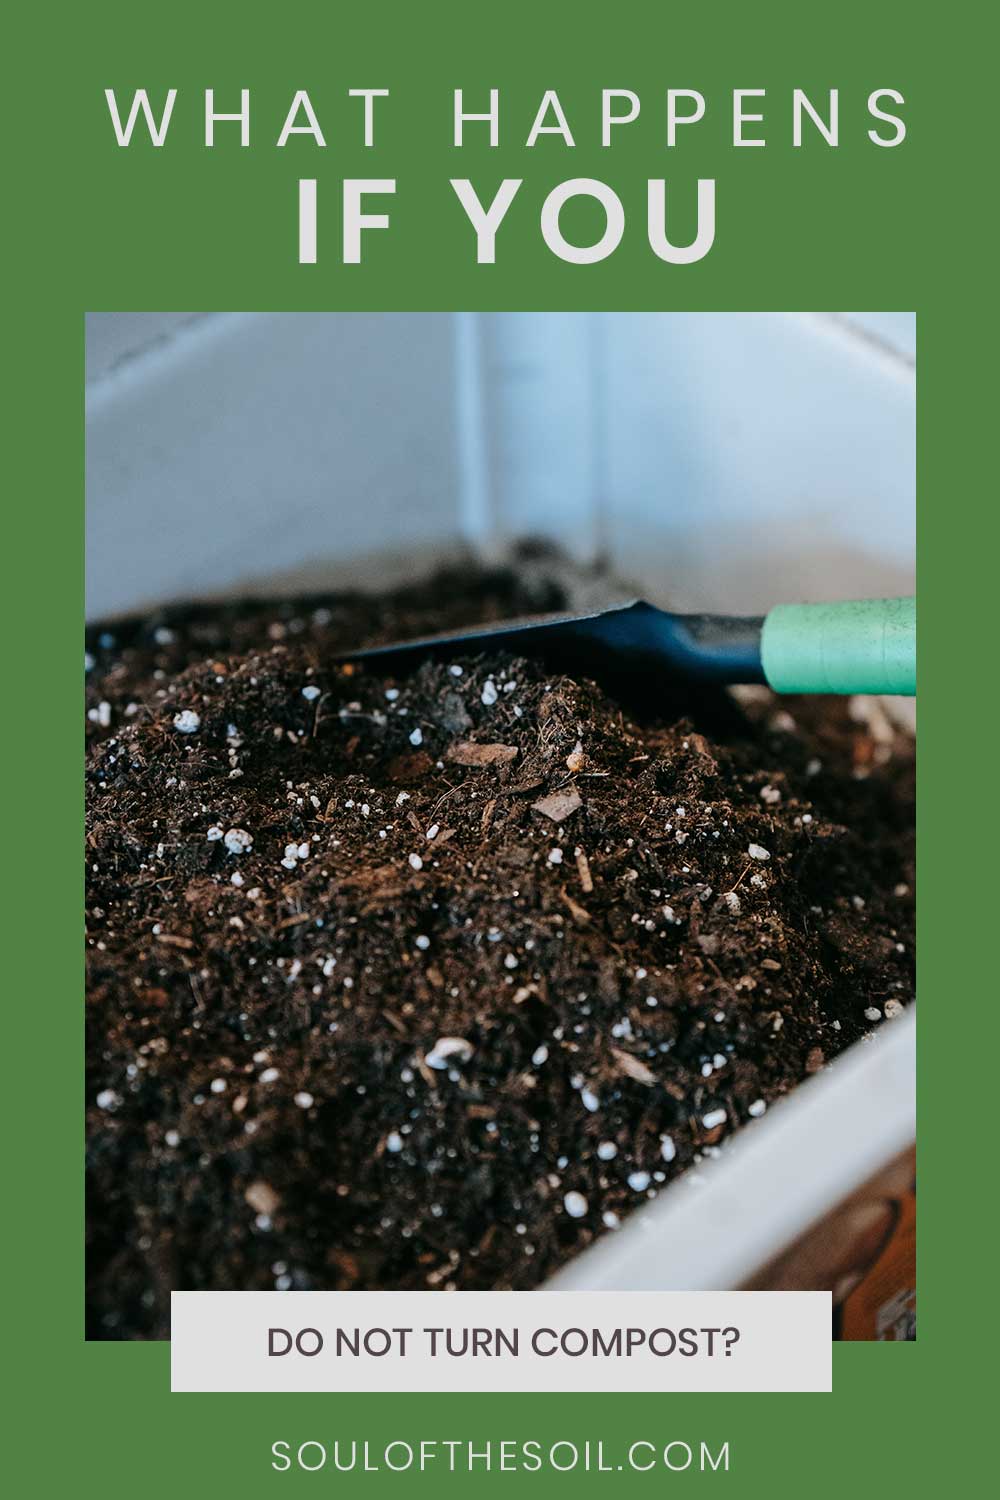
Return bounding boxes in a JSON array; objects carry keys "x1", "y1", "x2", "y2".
[{"x1": 270, "y1": 1437, "x2": 730, "y2": 1474}]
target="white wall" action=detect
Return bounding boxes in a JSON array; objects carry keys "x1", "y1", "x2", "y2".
[
  {"x1": 86, "y1": 312, "x2": 463, "y2": 618},
  {"x1": 86, "y1": 311, "x2": 914, "y2": 619},
  {"x1": 599, "y1": 312, "x2": 915, "y2": 611}
]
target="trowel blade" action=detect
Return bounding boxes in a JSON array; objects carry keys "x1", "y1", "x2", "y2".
[{"x1": 341, "y1": 599, "x2": 767, "y2": 688}]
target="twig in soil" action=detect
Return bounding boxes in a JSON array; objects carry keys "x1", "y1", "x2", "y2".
[
  {"x1": 559, "y1": 889, "x2": 591, "y2": 925},
  {"x1": 431, "y1": 782, "x2": 463, "y2": 816},
  {"x1": 726, "y1": 862, "x2": 754, "y2": 895}
]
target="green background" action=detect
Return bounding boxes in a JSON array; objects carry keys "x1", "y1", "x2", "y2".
[{"x1": 7, "y1": 0, "x2": 983, "y2": 1492}]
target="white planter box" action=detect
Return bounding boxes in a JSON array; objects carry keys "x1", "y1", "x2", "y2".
[{"x1": 86, "y1": 311, "x2": 916, "y2": 1313}]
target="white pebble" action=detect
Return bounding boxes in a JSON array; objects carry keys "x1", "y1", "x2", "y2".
[
  {"x1": 597, "y1": 1141, "x2": 617, "y2": 1161},
  {"x1": 408, "y1": 853, "x2": 424, "y2": 871},
  {"x1": 449, "y1": 664, "x2": 464, "y2": 677},
  {"x1": 602, "y1": 1210, "x2": 620, "y2": 1229},
  {"x1": 627, "y1": 1171, "x2": 651, "y2": 1192},
  {"x1": 386, "y1": 1131, "x2": 404, "y2": 1153},
  {"x1": 210, "y1": 1078, "x2": 227, "y2": 1094},
  {"x1": 481, "y1": 680, "x2": 498, "y2": 706},
  {"x1": 425, "y1": 824, "x2": 440, "y2": 841},
  {"x1": 864, "y1": 1006, "x2": 882, "y2": 1022},
  {"x1": 385, "y1": 688, "x2": 400, "y2": 702},
  {"x1": 415, "y1": 934, "x2": 431, "y2": 951},
  {"x1": 884, "y1": 998, "x2": 905, "y2": 1019},
  {"x1": 748, "y1": 1099, "x2": 767, "y2": 1117},
  {"x1": 425, "y1": 1036, "x2": 474, "y2": 1070},
  {"x1": 748, "y1": 843, "x2": 771, "y2": 861},
  {"x1": 547, "y1": 847, "x2": 563, "y2": 865},
  {"x1": 660, "y1": 1135, "x2": 676, "y2": 1162},
  {"x1": 206, "y1": 825, "x2": 223, "y2": 842},
  {"x1": 164, "y1": 1129, "x2": 180, "y2": 1148},
  {"x1": 702, "y1": 1108, "x2": 727, "y2": 1130},
  {"x1": 294, "y1": 1091, "x2": 314, "y2": 1109},
  {"x1": 258, "y1": 1067, "x2": 280, "y2": 1084},
  {"x1": 301, "y1": 685, "x2": 321, "y2": 701},
  {"x1": 580, "y1": 1088, "x2": 600, "y2": 1113},
  {"x1": 532, "y1": 1044, "x2": 549, "y2": 1066},
  {"x1": 563, "y1": 1190, "x2": 588, "y2": 1219},
  {"x1": 760, "y1": 784, "x2": 782, "y2": 805},
  {"x1": 96, "y1": 1089, "x2": 120, "y2": 1111},
  {"x1": 224, "y1": 827, "x2": 253, "y2": 855},
  {"x1": 230, "y1": 870, "x2": 244, "y2": 887},
  {"x1": 173, "y1": 709, "x2": 200, "y2": 734},
  {"x1": 409, "y1": 727, "x2": 423, "y2": 746}
]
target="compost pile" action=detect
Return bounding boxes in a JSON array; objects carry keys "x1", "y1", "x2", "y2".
[{"x1": 86, "y1": 561, "x2": 915, "y2": 1338}]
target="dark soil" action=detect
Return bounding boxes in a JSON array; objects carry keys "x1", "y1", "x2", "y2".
[{"x1": 86, "y1": 560, "x2": 915, "y2": 1339}]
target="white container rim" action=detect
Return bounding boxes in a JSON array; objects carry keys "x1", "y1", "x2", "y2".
[{"x1": 548, "y1": 1007, "x2": 915, "y2": 1291}]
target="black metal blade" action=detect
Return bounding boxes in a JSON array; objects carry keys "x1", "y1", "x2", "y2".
[{"x1": 341, "y1": 600, "x2": 766, "y2": 687}]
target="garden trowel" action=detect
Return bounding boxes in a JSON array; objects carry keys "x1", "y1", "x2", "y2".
[{"x1": 343, "y1": 596, "x2": 916, "y2": 696}]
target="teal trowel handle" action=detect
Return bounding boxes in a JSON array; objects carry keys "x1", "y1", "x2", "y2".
[{"x1": 760, "y1": 597, "x2": 915, "y2": 695}]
